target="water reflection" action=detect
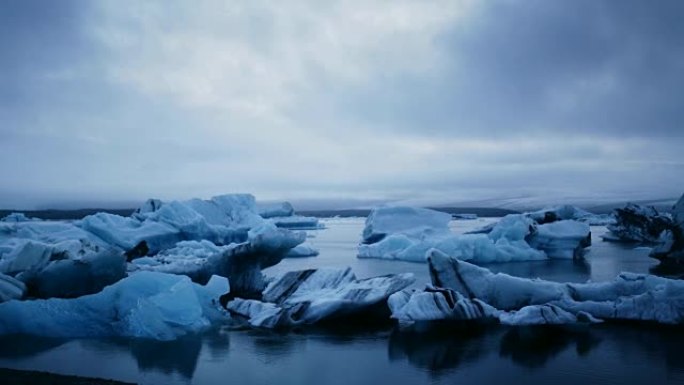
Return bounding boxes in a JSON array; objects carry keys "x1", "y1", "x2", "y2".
[
  {"x1": 388, "y1": 324, "x2": 600, "y2": 372},
  {"x1": 484, "y1": 258, "x2": 591, "y2": 283},
  {"x1": 498, "y1": 326, "x2": 600, "y2": 368},
  {"x1": 388, "y1": 324, "x2": 498, "y2": 372},
  {"x1": 0, "y1": 335, "x2": 66, "y2": 358}
]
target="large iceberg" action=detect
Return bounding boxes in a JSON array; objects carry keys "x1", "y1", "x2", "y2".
[
  {"x1": 0, "y1": 271, "x2": 229, "y2": 340},
  {"x1": 130, "y1": 224, "x2": 304, "y2": 299},
  {"x1": 0, "y1": 223, "x2": 126, "y2": 299},
  {"x1": 358, "y1": 207, "x2": 588, "y2": 262},
  {"x1": 390, "y1": 249, "x2": 684, "y2": 326},
  {"x1": 526, "y1": 205, "x2": 614, "y2": 226},
  {"x1": 0, "y1": 194, "x2": 305, "y2": 301},
  {"x1": 257, "y1": 201, "x2": 324, "y2": 230},
  {"x1": 81, "y1": 194, "x2": 268, "y2": 254},
  {"x1": 603, "y1": 203, "x2": 674, "y2": 243},
  {"x1": 650, "y1": 193, "x2": 684, "y2": 263},
  {"x1": 527, "y1": 220, "x2": 591, "y2": 259},
  {"x1": 226, "y1": 267, "x2": 414, "y2": 328}
]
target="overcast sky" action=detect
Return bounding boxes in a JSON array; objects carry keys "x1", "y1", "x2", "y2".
[{"x1": 1, "y1": 0, "x2": 683, "y2": 209}]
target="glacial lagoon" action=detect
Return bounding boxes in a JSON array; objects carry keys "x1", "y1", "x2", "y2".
[{"x1": 1, "y1": 217, "x2": 682, "y2": 385}]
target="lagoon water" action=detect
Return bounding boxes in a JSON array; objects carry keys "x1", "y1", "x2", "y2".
[{"x1": 1, "y1": 217, "x2": 683, "y2": 385}]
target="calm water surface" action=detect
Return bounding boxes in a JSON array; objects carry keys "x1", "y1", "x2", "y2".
[{"x1": 0, "y1": 217, "x2": 680, "y2": 385}]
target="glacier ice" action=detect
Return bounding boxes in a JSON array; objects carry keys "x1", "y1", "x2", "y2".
[
  {"x1": 526, "y1": 205, "x2": 615, "y2": 226},
  {"x1": 285, "y1": 243, "x2": 320, "y2": 258},
  {"x1": 257, "y1": 202, "x2": 295, "y2": 218},
  {"x1": 0, "y1": 194, "x2": 305, "y2": 299},
  {"x1": 131, "y1": 224, "x2": 304, "y2": 299},
  {"x1": 358, "y1": 207, "x2": 587, "y2": 263},
  {"x1": 650, "y1": 193, "x2": 684, "y2": 263},
  {"x1": 0, "y1": 236, "x2": 126, "y2": 299},
  {"x1": 0, "y1": 271, "x2": 229, "y2": 340},
  {"x1": 527, "y1": 220, "x2": 591, "y2": 259},
  {"x1": 0, "y1": 273, "x2": 25, "y2": 303},
  {"x1": 0, "y1": 213, "x2": 36, "y2": 223},
  {"x1": 226, "y1": 267, "x2": 414, "y2": 328},
  {"x1": 391, "y1": 249, "x2": 684, "y2": 326},
  {"x1": 603, "y1": 203, "x2": 674, "y2": 243}
]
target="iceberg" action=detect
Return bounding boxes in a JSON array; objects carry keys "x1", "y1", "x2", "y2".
[
  {"x1": 284, "y1": 243, "x2": 319, "y2": 258},
  {"x1": 226, "y1": 267, "x2": 414, "y2": 328},
  {"x1": 359, "y1": 207, "x2": 587, "y2": 262},
  {"x1": 0, "y1": 236, "x2": 126, "y2": 299},
  {"x1": 131, "y1": 224, "x2": 304, "y2": 299},
  {"x1": 603, "y1": 203, "x2": 674, "y2": 243},
  {"x1": 527, "y1": 220, "x2": 591, "y2": 259},
  {"x1": 268, "y1": 215, "x2": 324, "y2": 230},
  {"x1": 391, "y1": 249, "x2": 684, "y2": 326},
  {"x1": 256, "y1": 200, "x2": 323, "y2": 230},
  {"x1": 0, "y1": 271, "x2": 229, "y2": 340},
  {"x1": 0, "y1": 194, "x2": 304, "y2": 299},
  {"x1": 0, "y1": 213, "x2": 36, "y2": 223},
  {"x1": 650, "y1": 193, "x2": 684, "y2": 263},
  {"x1": 0, "y1": 273, "x2": 25, "y2": 303},
  {"x1": 79, "y1": 194, "x2": 267, "y2": 254},
  {"x1": 526, "y1": 205, "x2": 614, "y2": 226},
  {"x1": 257, "y1": 202, "x2": 295, "y2": 218},
  {"x1": 361, "y1": 206, "x2": 452, "y2": 245}
]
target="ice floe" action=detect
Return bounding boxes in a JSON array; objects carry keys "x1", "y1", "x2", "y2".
[
  {"x1": 226, "y1": 267, "x2": 414, "y2": 328},
  {"x1": 390, "y1": 249, "x2": 684, "y2": 326},
  {"x1": 0, "y1": 272, "x2": 229, "y2": 340},
  {"x1": 358, "y1": 206, "x2": 588, "y2": 262},
  {"x1": 603, "y1": 203, "x2": 673, "y2": 243}
]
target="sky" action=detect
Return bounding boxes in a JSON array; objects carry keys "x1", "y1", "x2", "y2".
[{"x1": 1, "y1": 0, "x2": 683, "y2": 209}]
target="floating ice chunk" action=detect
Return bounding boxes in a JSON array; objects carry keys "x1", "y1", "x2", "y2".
[
  {"x1": 257, "y1": 202, "x2": 295, "y2": 219},
  {"x1": 527, "y1": 205, "x2": 614, "y2": 226},
  {"x1": 0, "y1": 213, "x2": 36, "y2": 223},
  {"x1": 78, "y1": 213, "x2": 181, "y2": 254},
  {"x1": 131, "y1": 225, "x2": 304, "y2": 298},
  {"x1": 0, "y1": 237, "x2": 126, "y2": 299},
  {"x1": 269, "y1": 216, "x2": 324, "y2": 230},
  {"x1": 227, "y1": 267, "x2": 414, "y2": 328},
  {"x1": 418, "y1": 249, "x2": 684, "y2": 325},
  {"x1": 285, "y1": 243, "x2": 319, "y2": 258},
  {"x1": 0, "y1": 240, "x2": 53, "y2": 275},
  {"x1": 428, "y1": 249, "x2": 567, "y2": 311},
  {"x1": 359, "y1": 210, "x2": 548, "y2": 263},
  {"x1": 26, "y1": 249, "x2": 126, "y2": 299},
  {"x1": 527, "y1": 220, "x2": 591, "y2": 259},
  {"x1": 389, "y1": 286, "x2": 499, "y2": 322},
  {"x1": 650, "y1": 193, "x2": 684, "y2": 262},
  {"x1": 498, "y1": 305, "x2": 601, "y2": 325},
  {"x1": 362, "y1": 206, "x2": 452, "y2": 244},
  {"x1": 0, "y1": 273, "x2": 25, "y2": 303},
  {"x1": 0, "y1": 272, "x2": 229, "y2": 340},
  {"x1": 604, "y1": 203, "x2": 674, "y2": 243},
  {"x1": 453, "y1": 213, "x2": 478, "y2": 220}
]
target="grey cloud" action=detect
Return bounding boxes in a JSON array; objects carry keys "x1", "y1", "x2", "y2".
[{"x1": 324, "y1": 0, "x2": 684, "y2": 139}]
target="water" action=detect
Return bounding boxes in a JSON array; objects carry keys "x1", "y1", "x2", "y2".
[{"x1": 0, "y1": 217, "x2": 680, "y2": 385}]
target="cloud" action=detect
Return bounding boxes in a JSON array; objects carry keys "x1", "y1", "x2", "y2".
[{"x1": 0, "y1": 0, "x2": 682, "y2": 208}]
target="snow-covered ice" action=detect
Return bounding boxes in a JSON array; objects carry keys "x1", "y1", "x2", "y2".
[
  {"x1": 358, "y1": 207, "x2": 587, "y2": 263},
  {"x1": 285, "y1": 243, "x2": 320, "y2": 258},
  {"x1": 226, "y1": 267, "x2": 414, "y2": 328},
  {"x1": 257, "y1": 202, "x2": 295, "y2": 219},
  {"x1": 391, "y1": 249, "x2": 684, "y2": 326}
]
